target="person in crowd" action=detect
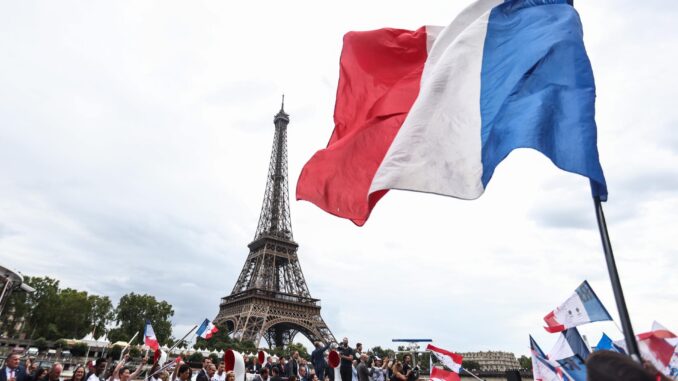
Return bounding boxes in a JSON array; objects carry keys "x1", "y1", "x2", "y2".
[
  {"x1": 1, "y1": 353, "x2": 31, "y2": 381},
  {"x1": 354, "y1": 345, "x2": 363, "y2": 359},
  {"x1": 286, "y1": 352, "x2": 299, "y2": 378},
  {"x1": 586, "y1": 350, "x2": 671, "y2": 381},
  {"x1": 269, "y1": 367, "x2": 282, "y2": 381},
  {"x1": 33, "y1": 369, "x2": 48, "y2": 381},
  {"x1": 86, "y1": 359, "x2": 108, "y2": 381},
  {"x1": 196, "y1": 359, "x2": 212, "y2": 381},
  {"x1": 206, "y1": 365, "x2": 217, "y2": 381},
  {"x1": 389, "y1": 362, "x2": 408, "y2": 381},
  {"x1": 67, "y1": 366, "x2": 86, "y2": 381},
  {"x1": 158, "y1": 372, "x2": 169, "y2": 381},
  {"x1": 276, "y1": 358, "x2": 286, "y2": 378},
  {"x1": 288, "y1": 377, "x2": 297, "y2": 381},
  {"x1": 264, "y1": 357, "x2": 274, "y2": 372},
  {"x1": 224, "y1": 372, "x2": 235, "y2": 381},
  {"x1": 253, "y1": 368, "x2": 269, "y2": 381},
  {"x1": 400, "y1": 356, "x2": 411, "y2": 377},
  {"x1": 298, "y1": 366, "x2": 308, "y2": 381},
  {"x1": 45, "y1": 364, "x2": 63, "y2": 381},
  {"x1": 298, "y1": 359, "x2": 309, "y2": 379},
  {"x1": 212, "y1": 362, "x2": 226, "y2": 381},
  {"x1": 369, "y1": 357, "x2": 387, "y2": 381},
  {"x1": 311, "y1": 342, "x2": 330, "y2": 381},
  {"x1": 355, "y1": 355, "x2": 369, "y2": 381},
  {"x1": 338, "y1": 338, "x2": 354, "y2": 381},
  {"x1": 171, "y1": 363, "x2": 192, "y2": 381},
  {"x1": 109, "y1": 355, "x2": 147, "y2": 381}
]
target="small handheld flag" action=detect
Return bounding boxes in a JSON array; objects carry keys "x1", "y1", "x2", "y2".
[
  {"x1": 429, "y1": 367, "x2": 460, "y2": 381},
  {"x1": 144, "y1": 320, "x2": 160, "y2": 350},
  {"x1": 543, "y1": 281, "x2": 612, "y2": 333},
  {"x1": 426, "y1": 344, "x2": 462, "y2": 373},
  {"x1": 196, "y1": 318, "x2": 219, "y2": 339}
]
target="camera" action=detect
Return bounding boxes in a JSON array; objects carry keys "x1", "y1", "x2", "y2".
[{"x1": 410, "y1": 366, "x2": 420, "y2": 380}]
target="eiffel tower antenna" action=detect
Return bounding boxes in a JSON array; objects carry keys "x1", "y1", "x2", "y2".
[{"x1": 215, "y1": 100, "x2": 335, "y2": 348}]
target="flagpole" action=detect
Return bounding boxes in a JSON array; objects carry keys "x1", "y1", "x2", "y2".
[
  {"x1": 165, "y1": 325, "x2": 198, "y2": 356},
  {"x1": 461, "y1": 368, "x2": 484, "y2": 381},
  {"x1": 593, "y1": 196, "x2": 640, "y2": 361}
]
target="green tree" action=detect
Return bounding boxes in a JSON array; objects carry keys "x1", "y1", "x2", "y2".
[
  {"x1": 34, "y1": 337, "x2": 49, "y2": 351},
  {"x1": 55, "y1": 339, "x2": 68, "y2": 349},
  {"x1": 109, "y1": 293, "x2": 174, "y2": 345},
  {"x1": 188, "y1": 352, "x2": 204, "y2": 363},
  {"x1": 88, "y1": 295, "x2": 114, "y2": 338},
  {"x1": 71, "y1": 342, "x2": 88, "y2": 356},
  {"x1": 518, "y1": 355, "x2": 532, "y2": 370},
  {"x1": 287, "y1": 343, "x2": 309, "y2": 359},
  {"x1": 109, "y1": 345, "x2": 124, "y2": 360},
  {"x1": 55, "y1": 288, "x2": 91, "y2": 339},
  {"x1": 24, "y1": 277, "x2": 61, "y2": 339}
]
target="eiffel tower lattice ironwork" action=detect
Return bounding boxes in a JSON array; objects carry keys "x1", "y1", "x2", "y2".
[{"x1": 214, "y1": 97, "x2": 335, "y2": 348}]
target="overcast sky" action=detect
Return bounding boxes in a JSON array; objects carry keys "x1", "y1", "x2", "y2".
[{"x1": 1, "y1": 0, "x2": 676, "y2": 357}]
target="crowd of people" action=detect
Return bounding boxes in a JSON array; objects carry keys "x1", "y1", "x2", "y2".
[{"x1": 1, "y1": 336, "x2": 674, "y2": 381}]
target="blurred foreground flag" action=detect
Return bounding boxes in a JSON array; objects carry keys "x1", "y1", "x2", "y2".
[
  {"x1": 430, "y1": 367, "x2": 460, "y2": 381},
  {"x1": 543, "y1": 281, "x2": 612, "y2": 333},
  {"x1": 616, "y1": 322, "x2": 678, "y2": 378},
  {"x1": 529, "y1": 336, "x2": 561, "y2": 381},
  {"x1": 297, "y1": 0, "x2": 607, "y2": 226}
]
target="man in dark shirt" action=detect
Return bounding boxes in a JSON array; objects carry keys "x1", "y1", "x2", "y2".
[
  {"x1": 286, "y1": 352, "x2": 299, "y2": 378},
  {"x1": 338, "y1": 337, "x2": 354, "y2": 381},
  {"x1": 269, "y1": 367, "x2": 283, "y2": 381},
  {"x1": 196, "y1": 358, "x2": 212, "y2": 381},
  {"x1": 311, "y1": 341, "x2": 331, "y2": 381},
  {"x1": 0, "y1": 353, "x2": 30, "y2": 381}
]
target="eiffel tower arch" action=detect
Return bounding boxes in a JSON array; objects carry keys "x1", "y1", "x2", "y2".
[{"x1": 214, "y1": 98, "x2": 335, "y2": 348}]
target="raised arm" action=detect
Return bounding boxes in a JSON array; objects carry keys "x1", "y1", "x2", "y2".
[{"x1": 129, "y1": 357, "x2": 149, "y2": 380}]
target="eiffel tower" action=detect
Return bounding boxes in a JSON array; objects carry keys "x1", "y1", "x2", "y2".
[{"x1": 214, "y1": 98, "x2": 335, "y2": 348}]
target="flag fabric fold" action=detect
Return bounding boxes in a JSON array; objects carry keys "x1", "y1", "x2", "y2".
[
  {"x1": 429, "y1": 367, "x2": 460, "y2": 381},
  {"x1": 593, "y1": 333, "x2": 624, "y2": 353},
  {"x1": 529, "y1": 335, "x2": 561, "y2": 381},
  {"x1": 543, "y1": 281, "x2": 612, "y2": 333},
  {"x1": 426, "y1": 344, "x2": 463, "y2": 373},
  {"x1": 144, "y1": 320, "x2": 160, "y2": 351},
  {"x1": 196, "y1": 318, "x2": 219, "y2": 339},
  {"x1": 297, "y1": 0, "x2": 608, "y2": 226}
]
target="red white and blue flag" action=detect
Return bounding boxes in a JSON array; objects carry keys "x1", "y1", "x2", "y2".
[
  {"x1": 430, "y1": 367, "x2": 460, "y2": 381},
  {"x1": 543, "y1": 281, "x2": 612, "y2": 333},
  {"x1": 144, "y1": 320, "x2": 160, "y2": 350},
  {"x1": 296, "y1": 0, "x2": 607, "y2": 226},
  {"x1": 426, "y1": 344, "x2": 462, "y2": 373},
  {"x1": 196, "y1": 318, "x2": 219, "y2": 339}
]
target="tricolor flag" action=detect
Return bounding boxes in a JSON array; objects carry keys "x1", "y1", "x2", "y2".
[
  {"x1": 529, "y1": 336, "x2": 561, "y2": 381},
  {"x1": 196, "y1": 318, "x2": 219, "y2": 339},
  {"x1": 297, "y1": 0, "x2": 607, "y2": 226},
  {"x1": 543, "y1": 281, "x2": 612, "y2": 333},
  {"x1": 426, "y1": 344, "x2": 462, "y2": 373},
  {"x1": 144, "y1": 320, "x2": 160, "y2": 351},
  {"x1": 429, "y1": 367, "x2": 460, "y2": 381},
  {"x1": 615, "y1": 322, "x2": 678, "y2": 379},
  {"x1": 548, "y1": 328, "x2": 589, "y2": 381}
]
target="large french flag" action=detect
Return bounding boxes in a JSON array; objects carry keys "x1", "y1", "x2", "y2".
[
  {"x1": 543, "y1": 281, "x2": 612, "y2": 333},
  {"x1": 297, "y1": 0, "x2": 607, "y2": 226}
]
